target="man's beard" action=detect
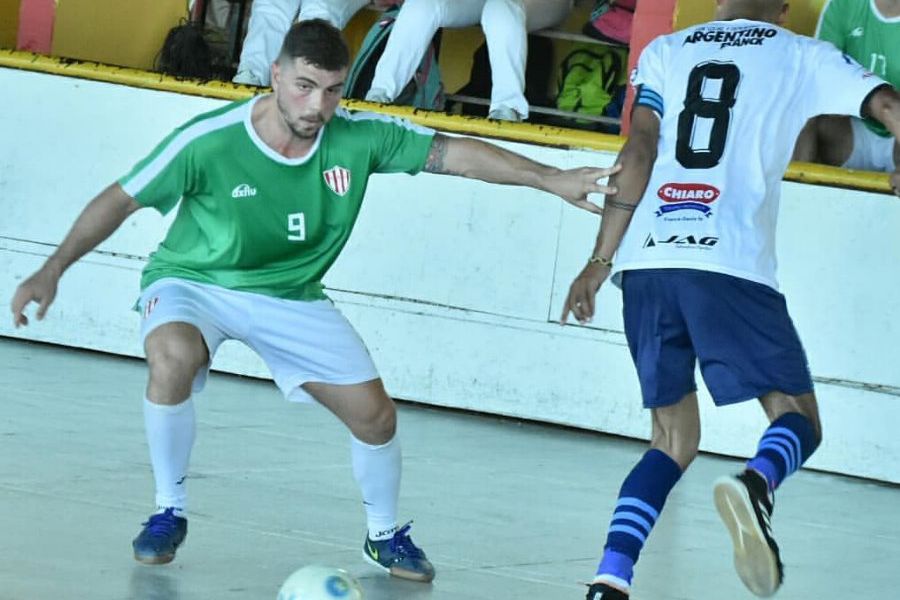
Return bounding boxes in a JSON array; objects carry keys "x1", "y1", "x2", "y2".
[
  {"x1": 276, "y1": 95, "x2": 324, "y2": 140},
  {"x1": 288, "y1": 121, "x2": 320, "y2": 139}
]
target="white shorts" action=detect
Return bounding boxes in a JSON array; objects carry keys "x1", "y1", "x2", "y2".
[
  {"x1": 137, "y1": 278, "x2": 380, "y2": 402},
  {"x1": 843, "y1": 117, "x2": 897, "y2": 173}
]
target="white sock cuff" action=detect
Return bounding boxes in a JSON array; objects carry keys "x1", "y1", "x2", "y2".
[
  {"x1": 593, "y1": 574, "x2": 631, "y2": 592},
  {"x1": 350, "y1": 433, "x2": 398, "y2": 451},
  {"x1": 144, "y1": 396, "x2": 194, "y2": 414}
]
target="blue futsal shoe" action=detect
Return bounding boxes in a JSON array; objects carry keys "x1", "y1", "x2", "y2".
[
  {"x1": 132, "y1": 507, "x2": 188, "y2": 565},
  {"x1": 363, "y1": 522, "x2": 435, "y2": 582}
]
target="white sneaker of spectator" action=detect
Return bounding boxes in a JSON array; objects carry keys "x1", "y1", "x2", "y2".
[
  {"x1": 233, "y1": 70, "x2": 265, "y2": 86},
  {"x1": 365, "y1": 90, "x2": 393, "y2": 104},
  {"x1": 488, "y1": 107, "x2": 523, "y2": 122}
]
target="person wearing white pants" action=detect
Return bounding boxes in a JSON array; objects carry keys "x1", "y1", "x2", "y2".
[
  {"x1": 234, "y1": 0, "x2": 385, "y2": 86},
  {"x1": 365, "y1": 0, "x2": 573, "y2": 121}
]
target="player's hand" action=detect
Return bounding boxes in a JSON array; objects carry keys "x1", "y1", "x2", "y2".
[
  {"x1": 548, "y1": 164, "x2": 622, "y2": 215},
  {"x1": 560, "y1": 261, "x2": 611, "y2": 325},
  {"x1": 10, "y1": 264, "x2": 61, "y2": 328}
]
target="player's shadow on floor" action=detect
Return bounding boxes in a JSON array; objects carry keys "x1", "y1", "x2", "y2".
[
  {"x1": 357, "y1": 572, "x2": 436, "y2": 600},
  {"x1": 129, "y1": 566, "x2": 181, "y2": 600}
]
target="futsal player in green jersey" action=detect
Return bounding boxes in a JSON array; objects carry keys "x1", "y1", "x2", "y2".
[
  {"x1": 794, "y1": 0, "x2": 900, "y2": 173},
  {"x1": 9, "y1": 19, "x2": 620, "y2": 581}
]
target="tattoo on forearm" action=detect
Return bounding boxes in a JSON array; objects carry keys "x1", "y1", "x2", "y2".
[
  {"x1": 605, "y1": 199, "x2": 638, "y2": 212},
  {"x1": 424, "y1": 135, "x2": 460, "y2": 175}
]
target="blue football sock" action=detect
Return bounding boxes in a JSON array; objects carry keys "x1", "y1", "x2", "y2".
[
  {"x1": 594, "y1": 448, "x2": 682, "y2": 589},
  {"x1": 747, "y1": 412, "x2": 820, "y2": 492}
]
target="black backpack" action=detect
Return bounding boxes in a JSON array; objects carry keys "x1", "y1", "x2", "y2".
[{"x1": 452, "y1": 35, "x2": 555, "y2": 120}]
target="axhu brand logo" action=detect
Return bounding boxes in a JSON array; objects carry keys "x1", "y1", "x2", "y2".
[{"x1": 231, "y1": 183, "x2": 257, "y2": 198}]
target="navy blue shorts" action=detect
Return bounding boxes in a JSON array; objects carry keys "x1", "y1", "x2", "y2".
[{"x1": 621, "y1": 269, "x2": 814, "y2": 409}]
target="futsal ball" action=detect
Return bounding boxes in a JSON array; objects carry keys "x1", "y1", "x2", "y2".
[{"x1": 276, "y1": 565, "x2": 364, "y2": 600}]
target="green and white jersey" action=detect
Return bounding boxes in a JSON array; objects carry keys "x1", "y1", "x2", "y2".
[
  {"x1": 119, "y1": 96, "x2": 434, "y2": 300},
  {"x1": 817, "y1": 0, "x2": 900, "y2": 136}
]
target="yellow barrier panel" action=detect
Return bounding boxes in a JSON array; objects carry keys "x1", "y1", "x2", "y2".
[
  {"x1": 51, "y1": 0, "x2": 187, "y2": 71},
  {"x1": 0, "y1": 49, "x2": 892, "y2": 196},
  {"x1": 0, "y1": 0, "x2": 21, "y2": 48}
]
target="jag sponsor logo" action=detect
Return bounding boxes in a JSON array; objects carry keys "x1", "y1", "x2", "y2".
[
  {"x1": 643, "y1": 234, "x2": 719, "y2": 249},
  {"x1": 656, "y1": 183, "x2": 720, "y2": 217}
]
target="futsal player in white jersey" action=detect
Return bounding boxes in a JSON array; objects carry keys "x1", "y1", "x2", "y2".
[
  {"x1": 560, "y1": 1, "x2": 900, "y2": 598},
  {"x1": 10, "y1": 19, "x2": 621, "y2": 583}
]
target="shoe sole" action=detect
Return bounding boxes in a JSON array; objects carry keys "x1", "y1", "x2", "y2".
[
  {"x1": 713, "y1": 477, "x2": 780, "y2": 597},
  {"x1": 133, "y1": 538, "x2": 184, "y2": 566},
  {"x1": 362, "y1": 551, "x2": 434, "y2": 583},
  {"x1": 133, "y1": 551, "x2": 176, "y2": 565}
]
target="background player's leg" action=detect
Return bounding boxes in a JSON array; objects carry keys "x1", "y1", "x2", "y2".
[
  {"x1": 366, "y1": 0, "x2": 483, "y2": 103},
  {"x1": 134, "y1": 322, "x2": 209, "y2": 565},
  {"x1": 816, "y1": 115, "x2": 855, "y2": 166},
  {"x1": 481, "y1": 0, "x2": 529, "y2": 119},
  {"x1": 792, "y1": 119, "x2": 820, "y2": 163},
  {"x1": 233, "y1": 0, "x2": 300, "y2": 86},
  {"x1": 298, "y1": 0, "x2": 370, "y2": 30},
  {"x1": 590, "y1": 392, "x2": 698, "y2": 597},
  {"x1": 792, "y1": 116, "x2": 854, "y2": 166},
  {"x1": 303, "y1": 379, "x2": 435, "y2": 582}
]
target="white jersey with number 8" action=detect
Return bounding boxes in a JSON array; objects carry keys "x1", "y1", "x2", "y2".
[{"x1": 611, "y1": 19, "x2": 887, "y2": 290}]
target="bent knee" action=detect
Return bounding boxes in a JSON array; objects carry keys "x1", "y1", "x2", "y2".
[
  {"x1": 481, "y1": 0, "x2": 525, "y2": 28},
  {"x1": 401, "y1": 0, "x2": 443, "y2": 27},
  {"x1": 353, "y1": 401, "x2": 397, "y2": 444},
  {"x1": 145, "y1": 332, "x2": 208, "y2": 383}
]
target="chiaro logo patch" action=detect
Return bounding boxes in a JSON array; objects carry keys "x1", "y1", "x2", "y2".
[{"x1": 656, "y1": 183, "x2": 720, "y2": 217}]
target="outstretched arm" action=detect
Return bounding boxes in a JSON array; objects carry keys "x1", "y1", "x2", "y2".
[
  {"x1": 423, "y1": 134, "x2": 621, "y2": 214},
  {"x1": 10, "y1": 183, "x2": 142, "y2": 327},
  {"x1": 561, "y1": 106, "x2": 660, "y2": 324},
  {"x1": 863, "y1": 86, "x2": 900, "y2": 196}
]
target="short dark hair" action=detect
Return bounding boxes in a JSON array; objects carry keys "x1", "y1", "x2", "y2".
[{"x1": 277, "y1": 19, "x2": 350, "y2": 71}]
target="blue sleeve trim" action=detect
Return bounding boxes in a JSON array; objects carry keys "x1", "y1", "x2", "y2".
[{"x1": 636, "y1": 85, "x2": 664, "y2": 117}]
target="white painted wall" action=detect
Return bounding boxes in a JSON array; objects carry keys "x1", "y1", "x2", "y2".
[{"x1": 2, "y1": 68, "x2": 898, "y2": 482}]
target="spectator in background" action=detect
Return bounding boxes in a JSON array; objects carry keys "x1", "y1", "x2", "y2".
[
  {"x1": 583, "y1": 0, "x2": 635, "y2": 47},
  {"x1": 234, "y1": 0, "x2": 402, "y2": 86},
  {"x1": 793, "y1": 0, "x2": 899, "y2": 172},
  {"x1": 365, "y1": 0, "x2": 574, "y2": 122}
]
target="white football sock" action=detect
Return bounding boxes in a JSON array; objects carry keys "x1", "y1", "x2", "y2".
[
  {"x1": 143, "y1": 396, "x2": 195, "y2": 515},
  {"x1": 351, "y1": 434, "x2": 401, "y2": 540}
]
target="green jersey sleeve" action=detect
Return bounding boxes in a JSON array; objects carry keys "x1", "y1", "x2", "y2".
[
  {"x1": 815, "y1": 0, "x2": 848, "y2": 50},
  {"x1": 118, "y1": 124, "x2": 197, "y2": 215},
  {"x1": 360, "y1": 114, "x2": 435, "y2": 175}
]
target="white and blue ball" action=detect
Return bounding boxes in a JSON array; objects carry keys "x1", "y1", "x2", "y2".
[{"x1": 277, "y1": 565, "x2": 364, "y2": 600}]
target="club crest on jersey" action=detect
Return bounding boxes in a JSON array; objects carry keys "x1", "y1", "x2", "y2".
[
  {"x1": 656, "y1": 183, "x2": 719, "y2": 217},
  {"x1": 143, "y1": 296, "x2": 159, "y2": 318},
  {"x1": 323, "y1": 165, "x2": 351, "y2": 197}
]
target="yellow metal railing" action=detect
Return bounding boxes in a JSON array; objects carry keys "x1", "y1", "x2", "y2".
[{"x1": 1, "y1": 49, "x2": 892, "y2": 195}]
